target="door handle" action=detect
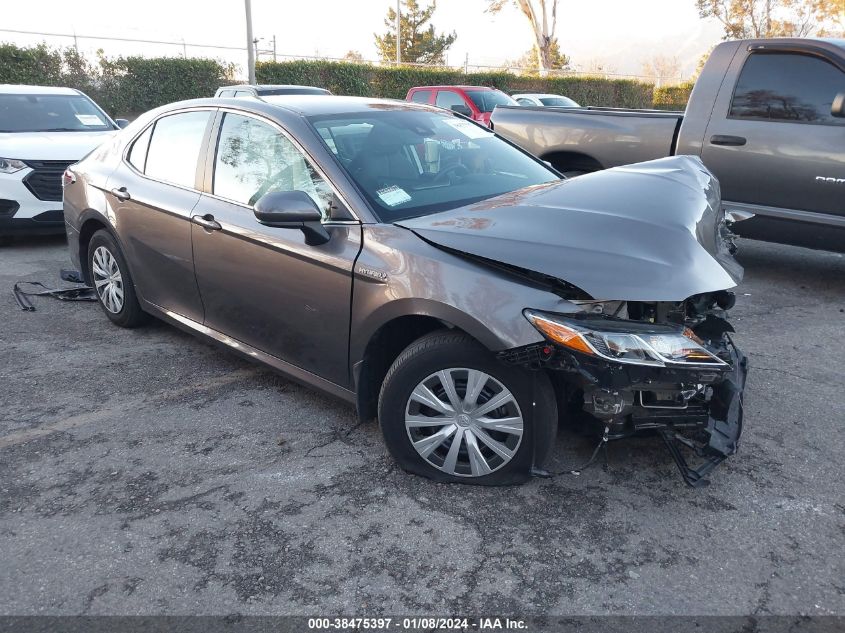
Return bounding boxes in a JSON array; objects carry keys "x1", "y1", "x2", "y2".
[
  {"x1": 710, "y1": 135, "x2": 747, "y2": 146},
  {"x1": 110, "y1": 186, "x2": 131, "y2": 201},
  {"x1": 191, "y1": 214, "x2": 222, "y2": 231}
]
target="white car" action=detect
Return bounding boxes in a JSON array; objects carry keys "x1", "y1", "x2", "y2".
[
  {"x1": 512, "y1": 93, "x2": 580, "y2": 108},
  {"x1": 0, "y1": 85, "x2": 125, "y2": 235}
]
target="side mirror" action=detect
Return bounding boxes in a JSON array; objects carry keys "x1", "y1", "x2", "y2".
[
  {"x1": 253, "y1": 190, "x2": 330, "y2": 245},
  {"x1": 832, "y1": 92, "x2": 845, "y2": 118},
  {"x1": 115, "y1": 118, "x2": 130, "y2": 129},
  {"x1": 450, "y1": 104, "x2": 472, "y2": 117}
]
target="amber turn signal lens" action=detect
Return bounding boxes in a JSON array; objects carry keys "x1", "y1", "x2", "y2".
[{"x1": 528, "y1": 315, "x2": 595, "y2": 356}]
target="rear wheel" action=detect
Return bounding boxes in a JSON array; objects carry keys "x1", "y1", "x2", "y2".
[
  {"x1": 88, "y1": 230, "x2": 148, "y2": 328},
  {"x1": 378, "y1": 331, "x2": 557, "y2": 485}
]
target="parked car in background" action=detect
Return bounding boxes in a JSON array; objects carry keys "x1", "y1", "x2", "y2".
[
  {"x1": 64, "y1": 95, "x2": 747, "y2": 487},
  {"x1": 512, "y1": 93, "x2": 580, "y2": 107},
  {"x1": 491, "y1": 38, "x2": 845, "y2": 252},
  {"x1": 0, "y1": 85, "x2": 125, "y2": 235},
  {"x1": 406, "y1": 85, "x2": 518, "y2": 126},
  {"x1": 214, "y1": 84, "x2": 332, "y2": 98}
]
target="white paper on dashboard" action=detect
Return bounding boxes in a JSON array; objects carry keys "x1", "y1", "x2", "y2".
[
  {"x1": 75, "y1": 114, "x2": 105, "y2": 125},
  {"x1": 376, "y1": 185, "x2": 412, "y2": 207}
]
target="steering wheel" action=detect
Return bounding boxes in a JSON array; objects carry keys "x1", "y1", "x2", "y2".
[{"x1": 434, "y1": 162, "x2": 470, "y2": 183}]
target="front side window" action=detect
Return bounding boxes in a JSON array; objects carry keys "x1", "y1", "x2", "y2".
[
  {"x1": 0, "y1": 93, "x2": 114, "y2": 133},
  {"x1": 435, "y1": 90, "x2": 466, "y2": 110},
  {"x1": 218, "y1": 89, "x2": 236, "y2": 97},
  {"x1": 465, "y1": 90, "x2": 517, "y2": 113},
  {"x1": 213, "y1": 112, "x2": 333, "y2": 216},
  {"x1": 729, "y1": 52, "x2": 845, "y2": 125},
  {"x1": 144, "y1": 111, "x2": 211, "y2": 188},
  {"x1": 309, "y1": 109, "x2": 559, "y2": 222},
  {"x1": 410, "y1": 90, "x2": 432, "y2": 104}
]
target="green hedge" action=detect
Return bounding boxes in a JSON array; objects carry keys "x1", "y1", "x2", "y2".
[
  {"x1": 653, "y1": 81, "x2": 695, "y2": 111},
  {"x1": 0, "y1": 43, "x2": 233, "y2": 116},
  {"x1": 98, "y1": 56, "x2": 234, "y2": 115},
  {"x1": 257, "y1": 59, "x2": 655, "y2": 108},
  {"x1": 1, "y1": 42, "x2": 661, "y2": 115}
]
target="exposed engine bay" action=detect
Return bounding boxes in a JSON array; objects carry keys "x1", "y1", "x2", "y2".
[{"x1": 499, "y1": 291, "x2": 747, "y2": 487}]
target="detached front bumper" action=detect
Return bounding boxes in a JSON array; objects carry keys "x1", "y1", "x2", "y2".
[{"x1": 499, "y1": 329, "x2": 748, "y2": 487}]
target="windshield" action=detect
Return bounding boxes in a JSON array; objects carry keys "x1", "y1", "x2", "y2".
[
  {"x1": 539, "y1": 96, "x2": 579, "y2": 107},
  {"x1": 464, "y1": 90, "x2": 517, "y2": 113},
  {"x1": 308, "y1": 109, "x2": 559, "y2": 221},
  {"x1": 0, "y1": 93, "x2": 114, "y2": 133}
]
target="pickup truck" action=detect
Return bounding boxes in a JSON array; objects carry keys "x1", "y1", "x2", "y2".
[{"x1": 490, "y1": 38, "x2": 845, "y2": 251}]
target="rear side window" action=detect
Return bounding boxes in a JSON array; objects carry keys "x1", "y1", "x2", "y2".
[
  {"x1": 730, "y1": 53, "x2": 845, "y2": 126},
  {"x1": 218, "y1": 89, "x2": 236, "y2": 97},
  {"x1": 144, "y1": 111, "x2": 211, "y2": 188},
  {"x1": 234, "y1": 90, "x2": 253, "y2": 97},
  {"x1": 435, "y1": 90, "x2": 466, "y2": 109},
  {"x1": 410, "y1": 90, "x2": 432, "y2": 103},
  {"x1": 127, "y1": 125, "x2": 152, "y2": 172}
]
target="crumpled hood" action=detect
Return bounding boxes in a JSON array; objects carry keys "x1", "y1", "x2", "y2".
[
  {"x1": 396, "y1": 155, "x2": 743, "y2": 302},
  {"x1": 0, "y1": 131, "x2": 116, "y2": 161}
]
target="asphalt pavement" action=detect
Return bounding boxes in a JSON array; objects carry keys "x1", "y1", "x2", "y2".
[{"x1": 0, "y1": 235, "x2": 843, "y2": 618}]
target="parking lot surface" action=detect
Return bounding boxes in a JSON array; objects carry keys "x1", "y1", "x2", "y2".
[{"x1": 1, "y1": 235, "x2": 843, "y2": 616}]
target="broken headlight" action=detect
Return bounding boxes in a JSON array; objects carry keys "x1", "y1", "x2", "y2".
[{"x1": 524, "y1": 309, "x2": 727, "y2": 368}]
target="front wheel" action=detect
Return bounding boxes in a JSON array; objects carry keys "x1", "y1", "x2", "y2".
[{"x1": 378, "y1": 331, "x2": 557, "y2": 485}]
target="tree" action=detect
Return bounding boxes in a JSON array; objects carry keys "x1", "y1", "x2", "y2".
[
  {"x1": 696, "y1": 0, "x2": 844, "y2": 39},
  {"x1": 343, "y1": 50, "x2": 365, "y2": 62},
  {"x1": 641, "y1": 55, "x2": 683, "y2": 86},
  {"x1": 580, "y1": 58, "x2": 618, "y2": 75},
  {"x1": 507, "y1": 41, "x2": 570, "y2": 72},
  {"x1": 486, "y1": 0, "x2": 561, "y2": 75},
  {"x1": 374, "y1": 0, "x2": 457, "y2": 65}
]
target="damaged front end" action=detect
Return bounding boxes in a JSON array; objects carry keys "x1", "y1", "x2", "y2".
[
  {"x1": 499, "y1": 293, "x2": 748, "y2": 487},
  {"x1": 398, "y1": 155, "x2": 750, "y2": 486}
]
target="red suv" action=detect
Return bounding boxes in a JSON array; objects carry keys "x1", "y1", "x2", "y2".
[{"x1": 406, "y1": 85, "x2": 518, "y2": 127}]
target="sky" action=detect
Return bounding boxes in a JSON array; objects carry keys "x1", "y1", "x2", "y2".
[{"x1": 1, "y1": 0, "x2": 725, "y2": 80}]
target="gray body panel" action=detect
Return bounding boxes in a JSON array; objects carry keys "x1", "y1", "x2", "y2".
[
  {"x1": 491, "y1": 106, "x2": 682, "y2": 170},
  {"x1": 397, "y1": 156, "x2": 741, "y2": 302},
  {"x1": 491, "y1": 38, "x2": 845, "y2": 248}
]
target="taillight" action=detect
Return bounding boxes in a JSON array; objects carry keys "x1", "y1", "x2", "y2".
[{"x1": 62, "y1": 169, "x2": 76, "y2": 187}]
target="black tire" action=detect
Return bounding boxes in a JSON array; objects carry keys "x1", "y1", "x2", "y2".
[
  {"x1": 378, "y1": 330, "x2": 557, "y2": 486},
  {"x1": 88, "y1": 229, "x2": 148, "y2": 328}
]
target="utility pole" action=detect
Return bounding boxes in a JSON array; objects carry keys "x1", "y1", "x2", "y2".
[
  {"x1": 395, "y1": 0, "x2": 401, "y2": 64},
  {"x1": 272, "y1": 34, "x2": 276, "y2": 62},
  {"x1": 245, "y1": 0, "x2": 256, "y2": 83}
]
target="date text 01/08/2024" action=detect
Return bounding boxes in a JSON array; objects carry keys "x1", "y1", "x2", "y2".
[{"x1": 307, "y1": 617, "x2": 528, "y2": 630}]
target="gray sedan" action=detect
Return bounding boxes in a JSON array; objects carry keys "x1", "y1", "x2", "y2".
[{"x1": 63, "y1": 95, "x2": 747, "y2": 486}]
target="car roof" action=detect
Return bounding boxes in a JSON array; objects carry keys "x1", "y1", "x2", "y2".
[
  {"x1": 0, "y1": 84, "x2": 81, "y2": 95},
  {"x1": 168, "y1": 95, "x2": 440, "y2": 118},
  {"x1": 513, "y1": 93, "x2": 567, "y2": 99},
  {"x1": 218, "y1": 84, "x2": 329, "y2": 93},
  {"x1": 410, "y1": 85, "x2": 497, "y2": 91}
]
